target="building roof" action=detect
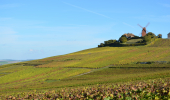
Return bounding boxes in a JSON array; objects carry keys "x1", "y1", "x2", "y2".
[{"x1": 123, "y1": 33, "x2": 135, "y2": 37}]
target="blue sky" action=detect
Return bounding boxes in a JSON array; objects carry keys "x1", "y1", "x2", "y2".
[{"x1": 1, "y1": 0, "x2": 170, "y2": 60}]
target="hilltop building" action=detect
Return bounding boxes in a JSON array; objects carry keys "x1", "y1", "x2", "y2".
[
  {"x1": 168, "y1": 32, "x2": 170, "y2": 39},
  {"x1": 123, "y1": 33, "x2": 135, "y2": 38}
]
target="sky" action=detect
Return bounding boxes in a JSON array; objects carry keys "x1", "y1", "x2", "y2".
[{"x1": 1, "y1": 0, "x2": 170, "y2": 60}]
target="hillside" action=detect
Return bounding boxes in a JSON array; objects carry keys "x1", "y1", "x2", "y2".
[
  {"x1": 124, "y1": 39, "x2": 143, "y2": 44},
  {"x1": 148, "y1": 38, "x2": 170, "y2": 47},
  {"x1": 1, "y1": 39, "x2": 170, "y2": 99},
  {"x1": 25, "y1": 43, "x2": 170, "y2": 68}
]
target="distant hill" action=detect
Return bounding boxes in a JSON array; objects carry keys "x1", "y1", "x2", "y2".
[{"x1": 0, "y1": 59, "x2": 34, "y2": 66}]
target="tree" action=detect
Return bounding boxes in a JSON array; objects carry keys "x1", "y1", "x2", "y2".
[
  {"x1": 121, "y1": 34, "x2": 127, "y2": 38},
  {"x1": 104, "y1": 41, "x2": 109, "y2": 46},
  {"x1": 119, "y1": 36, "x2": 127, "y2": 43},
  {"x1": 108, "y1": 39, "x2": 116, "y2": 44},
  {"x1": 146, "y1": 32, "x2": 156, "y2": 38},
  {"x1": 98, "y1": 43, "x2": 104, "y2": 47},
  {"x1": 143, "y1": 35, "x2": 151, "y2": 42},
  {"x1": 131, "y1": 36, "x2": 140, "y2": 39},
  {"x1": 158, "y1": 34, "x2": 162, "y2": 38}
]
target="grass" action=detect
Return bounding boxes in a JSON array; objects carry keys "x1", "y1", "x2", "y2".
[
  {"x1": 3, "y1": 78, "x2": 170, "y2": 99},
  {"x1": 1, "y1": 67, "x2": 170, "y2": 99},
  {"x1": 148, "y1": 38, "x2": 170, "y2": 47},
  {"x1": 34, "y1": 46, "x2": 170, "y2": 68},
  {"x1": 110, "y1": 63, "x2": 170, "y2": 67},
  {"x1": 125, "y1": 39, "x2": 143, "y2": 44},
  {"x1": 1, "y1": 38, "x2": 170, "y2": 99},
  {"x1": 63, "y1": 65, "x2": 170, "y2": 85}
]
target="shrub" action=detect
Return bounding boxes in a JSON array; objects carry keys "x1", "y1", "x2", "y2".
[
  {"x1": 100, "y1": 43, "x2": 104, "y2": 47},
  {"x1": 104, "y1": 41, "x2": 109, "y2": 46},
  {"x1": 143, "y1": 35, "x2": 151, "y2": 42},
  {"x1": 158, "y1": 34, "x2": 162, "y2": 38},
  {"x1": 167, "y1": 61, "x2": 170, "y2": 64},
  {"x1": 108, "y1": 39, "x2": 116, "y2": 44},
  {"x1": 146, "y1": 61, "x2": 155, "y2": 64},
  {"x1": 119, "y1": 37, "x2": 127, "y2": 43},
  {"x1": 131, "y1": 36, "x2": 140, "y2": 39},
  {"x1": 146, "y1": 32, "x2": 156, "y2": 38},
  {"x1": 136, "y1": 62, "x2": 141, "y2": 64},
  {"x1": 121, "y1": 35, "x2": 127, "y2": 37}
]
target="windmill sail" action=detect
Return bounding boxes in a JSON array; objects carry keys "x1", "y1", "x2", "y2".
[{"x1": 138, "y1": 23, "x2": 150, "y2": 37}]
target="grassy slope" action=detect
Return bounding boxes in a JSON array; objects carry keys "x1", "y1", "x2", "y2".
[
  {"x1": 1, "y1": 38, "x2": 170, "y2": 95},
  {"x1": 148, "y1": 38, "x2": 170, "y2": 47},
  {"x1": 125, "y1": 39, "x2": 143, "y2": 44}
]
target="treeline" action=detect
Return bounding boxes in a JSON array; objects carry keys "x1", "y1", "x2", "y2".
[{"x1": 98, "y1": 32, "x2": 162, "y2": 47}]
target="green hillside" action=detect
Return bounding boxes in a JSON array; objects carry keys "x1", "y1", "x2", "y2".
[
  {"x1": 125, "y1": 39, "x2": 143, "y2": 44},
  {"x1": 148, "y1": 38, "x2": 170, "y2": 47},
  {"x1": 1, "y1": 39, "x2": 170, "y2": 99}
]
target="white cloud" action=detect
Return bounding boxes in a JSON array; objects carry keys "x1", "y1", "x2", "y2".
[
  {"x1": 0, "y1": 15, "x2": 116, "y2": 48},
  {"x1": 0, "y1": 17, "x2": 12, "y2": 21},
  {"x1": 5, "y1": 24, "x2": 115, "y2": 48},
  {"x1": 159, "y1": 3, "x2": 170, "y2": 8},
  {"x1": 27, "y1": 24, "x2": 115, "y2": 38},
  {"x1": 63, "y1": 2, "x2": 112, "y2": 19},
  {"x1": 132, "y1": 15, "x2": 170, "y2": 23},
  {"x1": 0, "y1": 4, "x2": 19, "y2": 9},
  {"x1": 29, "y1": 49, "x2": 33, "y2": 52},
  {"x1": 0, "y1": 17, "x2": 46, "y2": 29},
  {"x1": 123, "y1": 22, "x2": 134, "y2": 28},
  {"x1": 0, "y1": 27, "x2": 16, "y2": 34},
  {"x1": 0, "y1": 27, "x2": 18, "y2": 44},
  {"x1": 28, "y1": 49, "x2": 45, "y2": 54}
]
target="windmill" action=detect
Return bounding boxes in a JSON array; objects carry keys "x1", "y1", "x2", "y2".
[{"x1": 138, "y1": 22, "x2": 150, "y2": 37}]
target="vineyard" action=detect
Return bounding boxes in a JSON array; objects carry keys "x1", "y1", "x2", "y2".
[
  {"x1": 2, "y1": 78, "x2": 170, "y2": 99},
  {"x1": 0, "y1": 38, "x2": 170, "y2": 99},
  {"x1": 148, "y1": 38, "x2": 170, "y2": 47}
]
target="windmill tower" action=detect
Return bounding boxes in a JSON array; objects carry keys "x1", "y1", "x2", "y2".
[{"x1": 138, "y1": 23, "x2": 150, "y2": 37}]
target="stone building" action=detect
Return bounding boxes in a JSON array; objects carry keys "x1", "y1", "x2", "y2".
[
  {"x1": 123, "y1": 33, "x2": 135, "y2": 38},
  {"x1": 168, "y1": 32, "x2": 170, "y2": 39}
]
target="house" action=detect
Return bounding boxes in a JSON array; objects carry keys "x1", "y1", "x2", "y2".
[
  {"x1": 168, "y1": 32, "x2": 170, "y2": 39},
  {"x1": 123, "y1": 33, "x2": 135, "y2": 38}
]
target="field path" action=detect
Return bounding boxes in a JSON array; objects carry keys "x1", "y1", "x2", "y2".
[{"x1": 67, "y1": 64, "x2": 115, "y2": 78}]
